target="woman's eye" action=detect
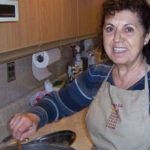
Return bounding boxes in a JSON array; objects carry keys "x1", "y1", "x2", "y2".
[
  {"x1": 125, "y1": 27, "x2": 134, "y2": 32},
  {"x1": 105, "y1": 26, "x2": 114, "y2": 32}
]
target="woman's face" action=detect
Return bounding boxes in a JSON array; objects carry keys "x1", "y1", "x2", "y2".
[{"x1": 103, "y1": 10, "x2": 147, "y2": 66}]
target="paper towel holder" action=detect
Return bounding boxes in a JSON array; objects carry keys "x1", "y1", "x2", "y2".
[
  {"x1": 37, "y1": 54, "x2": 44, "y2": 63},
  {"x1": 32, "y1": 48, "x2": 61, "y2": 81}
]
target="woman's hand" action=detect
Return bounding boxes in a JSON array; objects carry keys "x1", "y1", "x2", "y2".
[{"x1": 9, "y1": 113, "x2": 40, "y2": 141}]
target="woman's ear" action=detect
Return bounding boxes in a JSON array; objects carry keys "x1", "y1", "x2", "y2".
[{"x1": 144, "y1": 33, "x2": 150, "y2": 46}]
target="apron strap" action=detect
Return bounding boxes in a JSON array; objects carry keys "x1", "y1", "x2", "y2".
[
  {"x1": 104, "y1": 65, "x2": 114, "y2": 82},
  {"x1": 144, "y1": 59, "x2": 149, "y2": 94}
]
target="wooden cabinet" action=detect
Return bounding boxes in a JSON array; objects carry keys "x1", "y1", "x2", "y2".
[
  {"x1": 61, "y1": 0, "x2": 78, "y2": 39},
  {"x1": 38, "y1": 0, "x2": 62, "y2": 44},
  {"x1": 0, "y1": 0, "x2": 103, "y2": 55},
  {"x1": 77, "y1": 0, "x2": 103, "y2": 37},
  {"x1": 0, "y1": 0, "x2": 40, "y2": 53},
  {"x1": 39, "y1": 0, "x2": 103, "y2": 41},
  {"x1": 39, "y1": 0, "x2": 77, "y2": 44}
]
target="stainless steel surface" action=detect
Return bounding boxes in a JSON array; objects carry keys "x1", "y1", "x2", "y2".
[
  {"x1": 0, "y1": 136, "x2": 12, "y2": 144},
  {"x1": 28, "y1": 130, "x2": 76, "y2": 146},
  {"x1": 0, "y1": 143, "x2": 75, "y2": 150}
]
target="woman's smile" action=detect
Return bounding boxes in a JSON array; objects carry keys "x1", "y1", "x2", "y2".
[{"x1": 113, "y1": 47, "x2": 127, "y2": 53}]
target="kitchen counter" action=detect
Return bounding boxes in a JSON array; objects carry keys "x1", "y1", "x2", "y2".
[
  {"x1": 0, "y1": 74, "x2": 93, "y2": 149},
  {"x1": 0, "y1": 109, "x2": 92, "y2": 150},
  {"x1": 29, "y1": 108, "x2": 93, "y2": 150}
]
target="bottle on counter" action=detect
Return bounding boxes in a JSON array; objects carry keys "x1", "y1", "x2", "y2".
[
  {"x1": 81, "y1": 48, "x2": 88, "y2": 71},
  {"x1": 74, "y1": 45, "x2": 83, "y2": 72},
  {"x1": 81, "y1": 39, "x2": 95, "y2": 70},
  {"x1": 67, "y1": 64, "x2": 76, "y2": 83},
  {"x1": 88, "y1": 49, "x2": 96, "y2": 66},
  {"x1": 29, "y1": 80, "x2": 53, "y2": 106},
  {"x1": 44, "y1": 79, "x2": 53, "y2": 93},
  {"x1": 67, "y1": 45, "x2": 83, "y2": 83}
]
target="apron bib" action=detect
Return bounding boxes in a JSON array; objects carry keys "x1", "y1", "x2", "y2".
[{"x1": 86, "y1": 63, "x2": 150, "y2": 150}]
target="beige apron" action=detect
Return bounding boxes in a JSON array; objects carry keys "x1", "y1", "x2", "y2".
[{"x1": 86, "y1": 63, "x2": 150, "y2": 150}]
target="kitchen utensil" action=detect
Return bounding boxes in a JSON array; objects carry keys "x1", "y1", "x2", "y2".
[
  {"x1": 0, "y1": 143, "x2": 75, "y2": 150},
  {"x1": 0, "y1": 136, "x2": 12, "y2": 144},
  {"x1": 16, "y1": 141, "x2": 21, "y2": 150},
  {"x1": 0, "y1": 135, "x2": 30, "y2": 147},
  {"x1": 28, "y1": 130, "x2": 76, "y2": 146}
]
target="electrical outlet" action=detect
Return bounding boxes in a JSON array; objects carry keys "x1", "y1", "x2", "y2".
[{"x1": 7, "y1": 61, "x2": 16, "y2": 82}]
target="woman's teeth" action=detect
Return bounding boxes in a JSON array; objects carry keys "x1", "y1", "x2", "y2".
[{"x1": 113, "y1": 48, "x2": 126, "y2": 53}]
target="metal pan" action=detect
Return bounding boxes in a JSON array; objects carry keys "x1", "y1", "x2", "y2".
[
  {"x1": 28, "y1": 130, "x2": 76, "y2": 146},
  {"x1": 0, "y1": 143, "x2": 75, "y2": 150}
]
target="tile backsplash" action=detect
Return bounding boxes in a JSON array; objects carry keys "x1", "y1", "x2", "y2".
[{"x1": 0, "y1": 45, "x2": 73, "y2": 140}]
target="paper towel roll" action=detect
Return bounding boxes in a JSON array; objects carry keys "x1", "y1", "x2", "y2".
[
  {"x1": 32, "y1": 51, "x2": 49, "y2": 69},
  {"x1": 32, "y1": 48, "x2": 61, "y2": 81}
]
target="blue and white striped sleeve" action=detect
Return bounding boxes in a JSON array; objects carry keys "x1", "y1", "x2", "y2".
[{"x1": 29, "y1": 63, "x2": 112, "y2": 127}]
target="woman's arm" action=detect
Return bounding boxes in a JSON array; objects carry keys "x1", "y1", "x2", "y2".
[{"x1": 9, "y1": 63, "x2": 111, "y2": 140}]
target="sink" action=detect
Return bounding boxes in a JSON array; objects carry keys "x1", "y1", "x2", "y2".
[
  {"x1": 0, "y1": 130, "x2": 76, "y2": 150},
  {"x1": 28, "y1": 130, "x2": 76, "y2": 147}
]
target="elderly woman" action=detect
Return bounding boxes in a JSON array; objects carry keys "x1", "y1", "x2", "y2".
[{"x1": 10, "y1": 0, "x2": 150, "y2": 149}]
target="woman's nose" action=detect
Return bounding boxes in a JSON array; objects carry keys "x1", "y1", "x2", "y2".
[{"x1": 113, "y1": 30, "x2": 123, "y2": 42}]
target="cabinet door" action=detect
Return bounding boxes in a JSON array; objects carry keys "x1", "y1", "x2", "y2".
[
  {"x1": 39, "y1": 0, "x2": 78, "y2": 44},
  {"x1": 0, "y1": 0, "x2": 40, "y2": 52},
  {"x1": 77, "y1": 0, "x2": 103, "y2": 37},
  {"x1": 61, "y1": 0, "x2": 78, "y2": 39},
  {"x1": 39, "y1": 0, "x2": 62, "y2": 44}
]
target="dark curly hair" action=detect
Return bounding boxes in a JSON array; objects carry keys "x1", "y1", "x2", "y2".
[{"x1": 98, "y1": 0, "x2": 150, "y2": 63}]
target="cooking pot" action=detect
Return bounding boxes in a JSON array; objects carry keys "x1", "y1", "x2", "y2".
[
  {"x1": 0, "y1": 143, "x2": 75, "y2": 150},
  {"x1": 28, "y1": 130, "x2": 76, "y2": 146}
]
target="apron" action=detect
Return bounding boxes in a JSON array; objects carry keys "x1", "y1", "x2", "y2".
[{"x1": 86, "y1": 63, "x2": 150, "y2": 150}]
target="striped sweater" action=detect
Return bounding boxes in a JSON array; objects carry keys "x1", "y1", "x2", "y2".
[{"x1": 30, "y1": 63, "x2": 150, "y2": 127}]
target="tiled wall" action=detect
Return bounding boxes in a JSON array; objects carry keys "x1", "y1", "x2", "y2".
[{"x1": 0, "y1": 45, "x2": 73, "y2": 141}]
